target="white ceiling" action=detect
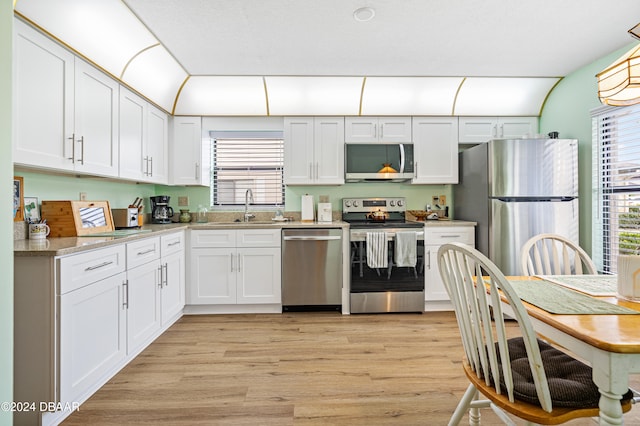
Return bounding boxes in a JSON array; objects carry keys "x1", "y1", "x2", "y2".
[
  {"x1": 123, "y1": 0, "x2": 640, "y2": 77},
  {"x1": 14, "y1": 0, "x2": 640, "y2": 115}
]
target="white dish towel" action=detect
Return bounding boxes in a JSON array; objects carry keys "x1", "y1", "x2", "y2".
[
  {"x1": 394, "y1": 231, "x2": 417, "y2": 267},
  {"x1": 366, "y1": 231, "x2": 388, "y2": 268}
]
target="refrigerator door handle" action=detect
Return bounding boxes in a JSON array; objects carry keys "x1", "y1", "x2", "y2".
[{"x1": 492, "y1": 196, "x2": 577, "y2": 202}]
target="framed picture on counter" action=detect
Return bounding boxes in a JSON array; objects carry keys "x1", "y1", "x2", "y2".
[
  {"x1": 13, "y1": 176, "x2": 24, "y2": 222},
  {"x1": 24, "y1": 197, "x2": 39, "y2": 223}
]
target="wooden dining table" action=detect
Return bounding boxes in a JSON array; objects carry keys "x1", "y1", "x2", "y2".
[{"x1": 500, "y1": 276, "x2": 640, "y2": 426}]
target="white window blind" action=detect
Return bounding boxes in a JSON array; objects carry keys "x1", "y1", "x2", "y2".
[
  {"x1": 209, "y1": 131, "x2": 284, "y2": 208},
  {"x1": 593, "y1": 103, "x2": 640, "y2": 273}
]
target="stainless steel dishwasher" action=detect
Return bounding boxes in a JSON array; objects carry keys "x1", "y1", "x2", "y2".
[{"x1": 282, "y1": 228, "x2": 342, "y2": 311}]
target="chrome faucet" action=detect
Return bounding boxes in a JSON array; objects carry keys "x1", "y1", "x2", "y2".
[{"x1": 244, "y1": 189, "x2": 255, "y2": 222}]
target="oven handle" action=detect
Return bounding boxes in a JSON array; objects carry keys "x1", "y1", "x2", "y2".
[
  {"x1": 399, "y1": 144, "x2": 405, "y2": 174},
  {"x1": 283, "y1": 236, "x2": 342, "y2": 241}
]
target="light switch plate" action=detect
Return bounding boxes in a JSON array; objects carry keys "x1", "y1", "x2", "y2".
[
  {"x1": 439, "y1": 195, "x2": 447, "y2": 206},
  {"x1": 178, "y1": 196, "x2": 189, "y2": 206},
  {"x1": 432, "y1": 196, "x2": 439, "y2": 205}
]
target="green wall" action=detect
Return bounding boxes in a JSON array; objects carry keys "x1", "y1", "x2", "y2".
[
  {"x1": 15, "y1": 171, "x2": 157, "y2": 214},
  {"x1": 156, "y1": 182, "x2": 452, "y2": 213},
  {"x1": 1, "y1": 0, "x2": 12, "y2": 424},
  {"x1": 539, "y1": 41, "x2": 638, "y2": 254}
]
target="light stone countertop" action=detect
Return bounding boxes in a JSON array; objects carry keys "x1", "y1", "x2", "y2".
[
  {"x1": 14, "y1": 218, "x2": 474, "y2": 257},
  {"x1": 14, "y1": 221, "x2": 349, "y2": 257}
]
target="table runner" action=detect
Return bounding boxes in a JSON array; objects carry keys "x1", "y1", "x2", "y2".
[
  {"x1": 506, "y1": 279, "x2": 639, "y2": 315},
  {"x1": 535, "y1": 274, "x2": 617, "y2": 296}
]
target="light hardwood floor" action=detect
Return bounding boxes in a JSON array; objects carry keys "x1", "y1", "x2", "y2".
[{"x1": 62, "y1": 312, "x2": 640, "y2": 425}]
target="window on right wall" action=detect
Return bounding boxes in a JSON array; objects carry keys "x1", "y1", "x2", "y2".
[{"x1": 592, "y1": 103, "x2": 640, "y2": 273}]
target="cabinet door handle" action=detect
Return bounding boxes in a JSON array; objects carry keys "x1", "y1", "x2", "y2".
[
  {"x1": 230, "y1": 254, "x2": 234, "y2": 272},
  {"x1": 309, "y1": 163, "x2": 313, "y2": 179},
  {"x1": 427, "y1": 250, "x2": 431, "y2": 270},
  {"x1": 315, "y1": 162, "x2": 319, "y2": 180},
  {"x1": 84, "y1": 260, "x2": 113, "y2": 271},
  {"x1": 123, "y1": 280, "x2": 129, "y2": 309},
  {"x1": 195, "y1": 162, "x2": 199, "y2": 180},
  {"x1": 238, "y1": 254, "x2": 241, "y2": 272},
  {"x1": 149, "y1": 156, "x2": 153, "y2": 177},
  {"x1": 158, "y1": 264, "x2": 163, "y2": 288},
  {"x1": 143, "y1": 156, "x2": 149, "y2": 176},
  {"x1": 67, "y1": 133, "x2": 75, "y2": 162},
  {"x1": 137, "y1": 248, "x2": 156, "y2": 256},
  {"x1": 78, "y1": 135, "x2": 85, "y2": 165},
  {"x1": 380, "y1": 123, "x2": 383, "y2": 139},
  {"x1": 163, "y1": 263, "x2": 168, "y2": 287}
]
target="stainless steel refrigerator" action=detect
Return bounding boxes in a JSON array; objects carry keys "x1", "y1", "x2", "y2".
[{"x1": 454, "y1": 138, "x2": 579, "y2": 275}]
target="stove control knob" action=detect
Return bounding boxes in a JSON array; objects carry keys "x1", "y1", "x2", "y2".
[
  {"x1": 352, "y1": 200, "x2": 359, "y2": 207},
  {"x1": 344, "y1": 200, "x2": 352, "y2": 207},
  {"x1": 396, "y1": 199, "x2": 404, "y2": 207},
  {"x1": 389, "y1": 200, "x2": 396, "y2": 207}
]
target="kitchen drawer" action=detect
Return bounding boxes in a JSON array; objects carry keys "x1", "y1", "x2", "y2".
[
  {"x1": 161, "y1": 231, "x2": 184, "y2": 256},
  {"x1": 58, "y1": 245, "x2": 126, "y2": 294},
  {"x1": 190, "y1": 230, "x2": 236, "y2": 248},
  {"x1": 127, "y1": 236, "x2": 161, "y2": 269},
  {"x1": 425, "y1": 226, "x2": 475, "y2": 245},
  {"x1": 237, "y1": 229, "x2": 281, "y2": 247}
]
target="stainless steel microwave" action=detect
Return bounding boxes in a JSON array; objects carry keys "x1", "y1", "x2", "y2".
[{"x1": 345, "y1": 143, "x2": 415, "y2": 182}]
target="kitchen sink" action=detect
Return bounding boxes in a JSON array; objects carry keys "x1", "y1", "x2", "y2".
[{"x1": 190, "y1": 220, "x2": 282, "y2": 227}]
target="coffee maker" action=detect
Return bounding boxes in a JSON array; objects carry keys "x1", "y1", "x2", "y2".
[{"x1": 150, "y1": 195, "x2": 174, "y2": 224}]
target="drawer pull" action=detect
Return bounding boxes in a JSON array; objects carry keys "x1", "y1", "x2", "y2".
[
  {"x1": 167, "y1": 241, "x2": 181, "y2": 247},
  {"x1": 84, "y1": 260, "x2": 114, "y2": 271},
  {"x1": 441, "y1": 234, "x2": 462, "y2": 238},
  {"x1": 136, "y1": 248, "x2": 156, "y2": 256}
]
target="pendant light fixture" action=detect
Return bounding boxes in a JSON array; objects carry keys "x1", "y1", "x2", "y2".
[{"x1": 597, "y1": 22, "x2": 640, "y2": 106}]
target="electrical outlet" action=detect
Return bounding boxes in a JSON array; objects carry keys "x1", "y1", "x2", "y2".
[
  {"x1": 432, "y1": 195, "x2": 439, "y2": 205},
  {"x1": 439, "y1": 195, "x2": 447, "y2": 206},
  {"x1": 79, "y1": 192, "x2": 87, "y2": 201},
  {"x1": 178, "y1": 196, "x2": 189, "y2": 206}
]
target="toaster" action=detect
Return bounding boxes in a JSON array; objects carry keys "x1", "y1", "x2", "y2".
[{"x1": 112, "y1": 208, "x2": 140, "y2": 229}]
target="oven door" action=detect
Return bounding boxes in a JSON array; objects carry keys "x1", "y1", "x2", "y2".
[{"x1": 349, "y1": 232, "x2": 425, "y2": 293}]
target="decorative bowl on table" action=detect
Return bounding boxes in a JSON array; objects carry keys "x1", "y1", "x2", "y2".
[{"x1": 407, "y1": 210, "x2": 428, "y2": 221}]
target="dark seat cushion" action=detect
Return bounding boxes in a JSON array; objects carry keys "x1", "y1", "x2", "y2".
[{"x1": 499, "y1": 337, "x2": 633, "y2": 408}]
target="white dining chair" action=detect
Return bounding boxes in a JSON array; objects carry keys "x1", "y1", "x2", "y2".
[
  {"x1": 520, "y1": 233, "x2": 597, "y2": 276},
  {"x1": 437, "y1": 242, "x2": 632, "y2": 425}
]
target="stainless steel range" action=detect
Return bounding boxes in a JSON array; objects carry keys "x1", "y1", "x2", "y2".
[{"x1": 342, "y1": 197, "x2": 424, "y2": 313}]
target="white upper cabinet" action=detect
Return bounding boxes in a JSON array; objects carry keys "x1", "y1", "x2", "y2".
[
  {"x1": 345, "y1": 117, "x2": 412, "y2": 143},
  {"x1": 284, "y1": 117, "x2": 344, "y2": 185},
  {"x1": 412, "y1": 117, "x2": 459, "y2": 184},
  {"x1": 13, "y1": 20, "x2": 119, "y2": 177},
  {"x1": 170, "y1": 116, "x2": 209, "y2": 186},
  {"x1": 458, "y1": 116, "x2": 538, "y2": 143},
  {"x1": 72, "y1": 59, "x2": 119, "y2": 176},
  {"x1": 119, "y1": 87, "x2": 169, "y2": 184},
  {"x1": 146, "y1": 105, "x2": 169, "y2": 184}
]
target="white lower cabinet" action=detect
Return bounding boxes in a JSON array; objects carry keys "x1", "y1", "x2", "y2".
[
  {"x1": 14, "y1": 231, "x2": 185, "y2": 426},
  {"x1": 125, "y1": 259, "x2": 161, "y2": 355},
  {"x1": 424, "y1": 226, "x2": 475, "y2": 306},
  {"x1": 189, "y1": 229, "x2": 282, "y2": 306},
  {"x1": 161, "y1": 232, "x2": 186, "y2": 325},
  {"x1": 60, "y1": 271, "x2": 127, "y2": 404}
]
